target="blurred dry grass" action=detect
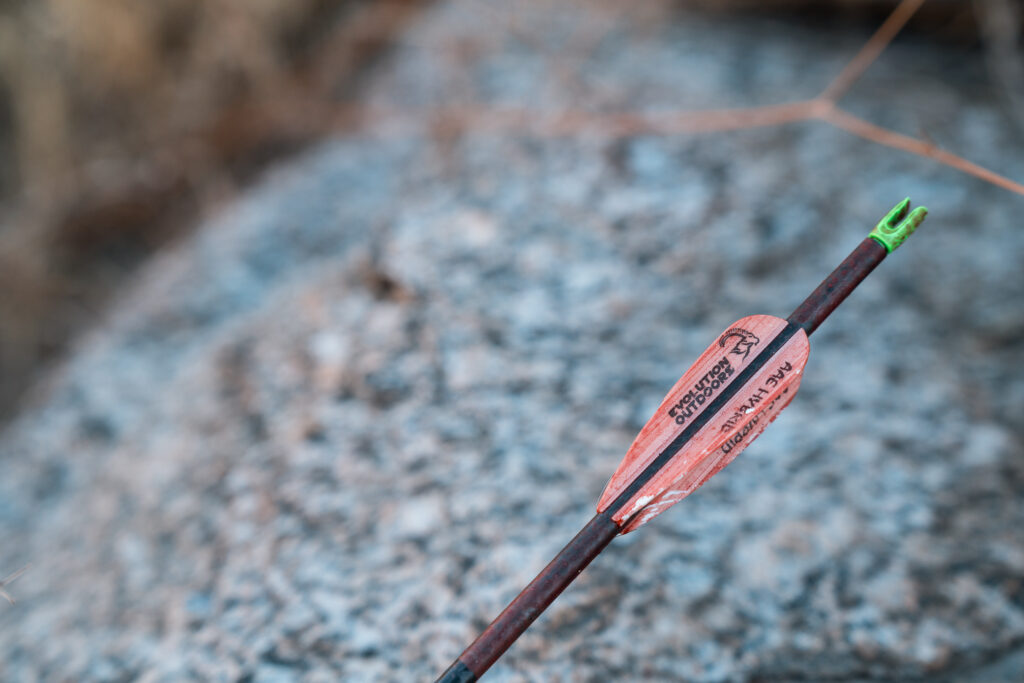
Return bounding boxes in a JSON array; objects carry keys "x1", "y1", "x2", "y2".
[
  {"x1": 0, "y1": 0, "x2": 1019, "y2": 421},
  {"x1": 0, "y1": 0, "x2": 430, "y2": 417}
]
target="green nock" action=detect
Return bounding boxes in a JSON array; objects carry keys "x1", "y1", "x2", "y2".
[{"x1": 869, "y1": 197, "x2": 928, "y2": 253}]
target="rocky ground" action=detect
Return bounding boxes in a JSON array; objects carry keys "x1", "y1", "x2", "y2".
[{"x1": 1, "y1": 1, "x2": 1023, "y2": 681}]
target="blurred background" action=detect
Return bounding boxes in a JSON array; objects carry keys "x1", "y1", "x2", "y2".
[
  {"x1": 0, "y1": 0, "x2": 1022, "y2": 680},
  {"x1": 0, "y1": 0, "x2": 1021, "y2": 422},
  {"x1": 0, "y1": 0, "x2": 431, "y2": 420}
]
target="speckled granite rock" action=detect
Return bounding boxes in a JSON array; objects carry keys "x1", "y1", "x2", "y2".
[{"x1": 1, "y1": 2, "x2": 1023, "y2": 681}]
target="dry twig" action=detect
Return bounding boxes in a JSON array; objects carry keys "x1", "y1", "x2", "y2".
[
  {"x1": 349, "y1": 0, "x2": 1022, "y2": 197},
  {"x1": 0, "y1": 564, "x2": 30, "y2": 605},
  {"x1": 974, "y1": 0, "x2": 1024, "y2": 134}
]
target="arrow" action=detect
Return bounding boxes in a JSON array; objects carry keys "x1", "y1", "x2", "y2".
[{"x1": 437, "y1": 199, "x2": 928, "y2": 682}]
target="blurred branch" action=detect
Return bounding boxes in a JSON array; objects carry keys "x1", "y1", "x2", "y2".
[
  {"x1": 0, "y1": 564, "x2": 30, "y2": 605},
  {"x1": 819, "y1": 0, "x2": 927, "y2": 102},
  {"x1": 974, "y1": 0, "x2": 1024, "y2": 134},
  {"x1": 344, "y1": 0, "x2": 1024, "y2": 197},
  {"x1": 821, "y1": 107, "x2": 1024, "y2": 195}
]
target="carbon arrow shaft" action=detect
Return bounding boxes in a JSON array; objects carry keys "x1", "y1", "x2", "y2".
[
  {"x1": 789, "y1": 236, "x2": 886, "y2": 335},
  {"x1": 438, "y1": 200, "x2": 927, "y2": 682},
  {"x1": 438, "y1": 512, "x2": 618, "y2": 682}
]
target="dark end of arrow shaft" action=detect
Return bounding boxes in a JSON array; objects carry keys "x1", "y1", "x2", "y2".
[
  {"x1": 788, "y1": 237, "x2": 887, "y2": 336},
  {"x1": 437, "y1": 511, "x2": 619, "y2": 681}
]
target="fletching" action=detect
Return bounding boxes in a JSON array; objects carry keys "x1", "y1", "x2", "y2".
[{"x1": 599, "y1": 314, "x2": 809, "y2": 532}]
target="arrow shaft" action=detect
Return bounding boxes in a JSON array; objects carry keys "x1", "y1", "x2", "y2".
[
  {"x1": 789, "y1": 237, "x2": 886, "y2": 334},
  {"x1": 440, "y1": 512, "x2": 618, "y2": 682},
  {"x1": 440, "y1": 229, "x2": 900, "y2": 682}
]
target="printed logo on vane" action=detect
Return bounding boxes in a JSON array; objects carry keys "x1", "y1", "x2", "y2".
[{"x1": 717, "y1": 327, "x2": 760, "y2": 362}]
